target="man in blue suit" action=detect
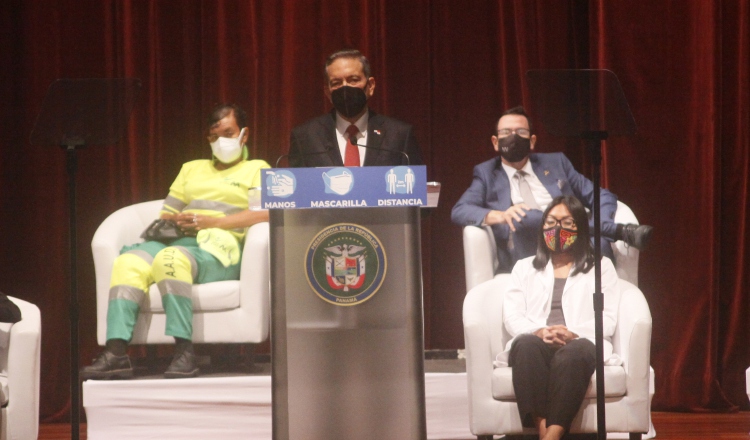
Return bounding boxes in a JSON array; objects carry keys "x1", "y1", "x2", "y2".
[{"x1": 451, "y1": 106, "x2": 652, "y2": 273}]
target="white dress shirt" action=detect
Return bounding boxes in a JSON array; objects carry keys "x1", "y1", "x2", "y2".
[
  {"x1": 501, "y1": 159, "x2": 554, "y2": 210},
  {"x1": 335, "y1": 112, "x2": 369, "y2": 166}
]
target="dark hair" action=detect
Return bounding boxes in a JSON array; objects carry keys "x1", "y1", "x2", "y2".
[
  {"x1": 207, "y1": 103, "x2": 247, "y2": 131},
  {"x1": 324, "y1": 49, "x2": 372, "y2": 80},
  {"x1": 495, "y1": 105, "x2": 533, "y2": 134},
  {"x1": 532, "y1": 195, "x2": 594, "y2": 276}
]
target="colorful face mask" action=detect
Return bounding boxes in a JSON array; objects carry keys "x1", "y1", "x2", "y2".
[{"x1": 543, "y1": 225, "x2": 578, "y2": 253}]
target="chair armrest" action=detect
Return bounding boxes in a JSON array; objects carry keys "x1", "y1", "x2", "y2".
[
  {"x1": 614, "y1": 281, "x2": 652, "y2": 403},
  {"x1": 6, "y1": 297, "x2": 41, "y2": 440},
  {"x1": 463, "y1": 225, "x2": 497, "y2": 292},
  {"x1": 238, "y1": 221, "x2": 270, "y2": 342},
  {"x1": 463, "y1": 278, "x2": 509, "y2": 432},
  {"x1": 92, "y1": 201, "x2": 161, "y2": 345},
  {"x1": 612, "y1": 201, "x2": 640, "y2": 286}
]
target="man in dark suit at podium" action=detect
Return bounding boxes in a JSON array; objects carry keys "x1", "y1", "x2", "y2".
[{"x1": 289, "y1": 49, "x2": 423, "y2": 168}]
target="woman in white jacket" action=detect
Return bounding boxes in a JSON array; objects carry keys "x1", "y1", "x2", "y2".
[{"x1": 503, "y1": 195, "x2": 620, "y2": 440}]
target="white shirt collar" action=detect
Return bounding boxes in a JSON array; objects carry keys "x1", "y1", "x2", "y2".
[
  {"x1": 335, "y1": 111, "x2": 368, "y2": 136},
  {"x1": 500, "y1": 157, "x2": 535, "y2": 179}
]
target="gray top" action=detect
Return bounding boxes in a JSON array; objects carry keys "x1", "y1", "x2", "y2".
[{"x1": 546, "y1": 277, "x2": 567, "y2": 326}]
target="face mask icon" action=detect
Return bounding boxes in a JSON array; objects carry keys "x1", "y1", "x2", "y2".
[{"x1": 323, "y1": 169, "x2": 354, "y2": 195}]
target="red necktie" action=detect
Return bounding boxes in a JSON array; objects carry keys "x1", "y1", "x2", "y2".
[{"x1": 344, "y1": 124, "x2": 360, "y2": 167}]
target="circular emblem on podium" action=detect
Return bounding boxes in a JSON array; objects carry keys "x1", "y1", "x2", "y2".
[{"x1": 305, "y1": 223, "x2": 387, "y2": 306}]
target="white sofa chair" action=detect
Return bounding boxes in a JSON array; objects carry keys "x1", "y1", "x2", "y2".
[
  {"x1": 463, "y1": 200, "x2": 641, "y2": 292},
  {"x1": 461, "y1": 200, "x2": 656, "y2": 439},
  {"x1": 0, "y1": 296, "x2": 41, "y2": 440},
  {"x1": 92, "y1": 200, "x2": 270, "y2": 345},
  {"x1": 463, "y1": 276, "x2": 652, "y2": 439}
]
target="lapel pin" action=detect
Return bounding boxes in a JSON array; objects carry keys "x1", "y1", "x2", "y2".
[
  {"x1": 374, "y1": 129, "x2": 382, "y2": 135},
  {"x1": 544, "y1": 170, "x2": 550, "y2": 176}
]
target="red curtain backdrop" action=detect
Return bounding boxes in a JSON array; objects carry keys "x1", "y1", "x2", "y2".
[{"x1": 0, "y1": 0, "x2": 748, "y2": 421}]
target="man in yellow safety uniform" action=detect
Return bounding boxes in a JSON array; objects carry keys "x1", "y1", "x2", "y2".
[{"x1": 82, "y1": 103, "x2": 270, "y2": 379}]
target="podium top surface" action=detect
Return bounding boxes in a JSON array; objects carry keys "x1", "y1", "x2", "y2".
[
  {"x1": 29, "y1": 78, "x2": 141, "y2": 147},
  {"x1": 527, "y1": 69, "x2": 636, "y2": 138}
]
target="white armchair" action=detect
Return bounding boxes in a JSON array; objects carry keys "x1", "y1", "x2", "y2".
[
  {"x1": 0, "y1": 296, "x2": 41, "y2": 440},
  {"x1": 463, "y1": 276, "x2": 652, "y2": 439},
  {"x1": 92, "y1": 200, "x2": 270, "y2": 345},
  {"x1": 463, "y1": 200, "x2": 641, "y2": 292}
]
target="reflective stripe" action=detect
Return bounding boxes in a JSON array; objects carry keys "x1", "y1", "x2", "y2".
[
  {"x1": 163, "y1": 196, "x2": 187, "y2": 213},
  {"x1": 172, "y1": 246, "x2": 199, "y2": 279},
  {"x1": 108, "y1": 285, "x2": 146, "y2": 304},
  {"x1": 124, "y1": 249, "x2": 154, "y2": 265},
  {"x1": 184, "y1": 200, "x2": 244, "y2": 215},
  {"x1": 157, "y1": 279, "x2": 193, "y2": 300}
]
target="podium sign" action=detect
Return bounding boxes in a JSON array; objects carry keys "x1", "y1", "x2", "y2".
[
  {"x1": 261, "y1": 165, "x2": 427, "y2": 209},
  {"x1": 269, "y1": 166, "x2": 427, "y2": 439}
]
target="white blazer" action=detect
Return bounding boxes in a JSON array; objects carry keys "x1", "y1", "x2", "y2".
[{"x1": 496, "y1": 255, "x2": 621, "y2": 366}]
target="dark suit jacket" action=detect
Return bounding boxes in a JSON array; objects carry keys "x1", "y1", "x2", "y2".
[
  {"x1": 288, "y1": 109, "x2": 423, "y2": 167},
  {"x1": 451, "y1": 153, "x2": 618, "y2": 272}
]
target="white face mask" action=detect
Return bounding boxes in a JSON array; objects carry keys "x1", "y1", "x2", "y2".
[{"x1": 210, "y1": 128, "x2": 246, "y2": 164}]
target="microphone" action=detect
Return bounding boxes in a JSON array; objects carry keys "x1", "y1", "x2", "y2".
[
  {"x1": 354, "y1": 142, "x2": 410, "y2": 165},
  {"x1": 275, "y1": 145, "x2": 333, "y2": 168}
]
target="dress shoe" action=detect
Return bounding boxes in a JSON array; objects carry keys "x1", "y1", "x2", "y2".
[
  {"x1": 620, "y1": 224, "x2": 653, "y2": 250},
  {"x1": 80, "y1": 350, "x2": 133, "y2": 380},
  {"x1": 164, "y1": 350, "x2": 200, "y2": 379}
]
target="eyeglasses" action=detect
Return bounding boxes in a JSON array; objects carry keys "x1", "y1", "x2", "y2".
[
  {"x1": 543, "y1": 216, "x2": 576, "y2": 229},
  {"x1": 497, "y1": 128, "x2": 531, "y2": 138}
]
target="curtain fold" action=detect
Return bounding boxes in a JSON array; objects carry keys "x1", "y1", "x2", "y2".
[{"x1": 0, "y1": 0, "x2": 748, "y2": 421}]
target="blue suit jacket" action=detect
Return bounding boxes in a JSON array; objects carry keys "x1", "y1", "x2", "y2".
[{"x1": 451, "y1": 153, "x2": 618, "y2": 272}]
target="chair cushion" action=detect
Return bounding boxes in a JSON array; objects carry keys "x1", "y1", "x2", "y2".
[
  {"x1": 491, "y1": 365, "x2": 627, "y2": 400},
  {"x1": 141, "y1": 280, "x2": 241, "y2": 313}
]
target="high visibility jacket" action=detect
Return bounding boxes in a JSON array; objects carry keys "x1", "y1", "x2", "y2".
[{"x1": 161, "y1": 159, "x2": 270, "y2": 242}]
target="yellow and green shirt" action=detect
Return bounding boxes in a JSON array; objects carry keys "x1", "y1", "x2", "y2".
[{"x1": 161, "y1": 158, "x2": 270, "y2": 244}]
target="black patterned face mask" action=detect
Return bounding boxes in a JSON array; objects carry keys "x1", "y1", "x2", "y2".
[{"x1": 497, "y1": 134, "x2": 531, "y2": 163}]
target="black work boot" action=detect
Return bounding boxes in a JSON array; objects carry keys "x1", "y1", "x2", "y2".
[
  {"x1": 81, "y1": 351, "x2": 134, "y2": 380},
  {"x1": 619, "y1": 224, "x2": 654, "y2": 250},
  {"x1": 164, "y1": 338, "x2": 199, "y2": 379},
  {"x1": 164, "y1": 350, "x2": 200, "y2": 379}
]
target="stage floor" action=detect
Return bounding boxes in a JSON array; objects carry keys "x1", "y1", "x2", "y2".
[
  {"x1": 43, "y1": 412, "x2": 750, "y2": 440},
  {"x1": 82, "y1": 356, "x2": 473, "y2": 440},
  {"x1": 79, "y1": 354, "x2": 664, "y2": 439}
]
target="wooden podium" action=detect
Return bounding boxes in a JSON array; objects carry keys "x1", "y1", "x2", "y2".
[{"x1": 264, "y1": 166, "x2": 428, "y2": 440}]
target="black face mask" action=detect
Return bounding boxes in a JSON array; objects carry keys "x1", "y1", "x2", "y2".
[
  {"x1": 331, "y1": 85, "x2": 368, "y2": 118},
  {"x1": 497, "y1": 134, "x2": 531, "y2": 163}
]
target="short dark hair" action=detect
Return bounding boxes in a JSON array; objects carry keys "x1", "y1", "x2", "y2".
[
  {"x1": 532, "y1": 195, "x2": 594, "y2": 276},
  {"x1": 207, "y1": 103, "x2": 247, "y2": 131},
  {"x1": 324, "y1": 49, "x2": 372, "y2": 81},
  {"x1": 495, "y1": 105, "x2": 533, "y2": 134}
]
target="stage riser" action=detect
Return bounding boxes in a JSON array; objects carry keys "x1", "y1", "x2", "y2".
[{"x1": 83, "y1": 373, "x2": 472, "y2": 440}]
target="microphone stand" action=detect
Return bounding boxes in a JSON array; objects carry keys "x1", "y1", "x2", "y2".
[
  {"x1": 355, "y1": 143, "x2": 410, "y2": 165},
  {"x1": 583, "y1": 130, "x2": 608, "y2": 440}
]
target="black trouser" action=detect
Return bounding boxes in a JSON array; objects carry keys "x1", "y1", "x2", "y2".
[{"x1": 508, "y1": 333, "x2": 596, "y2": 431}]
